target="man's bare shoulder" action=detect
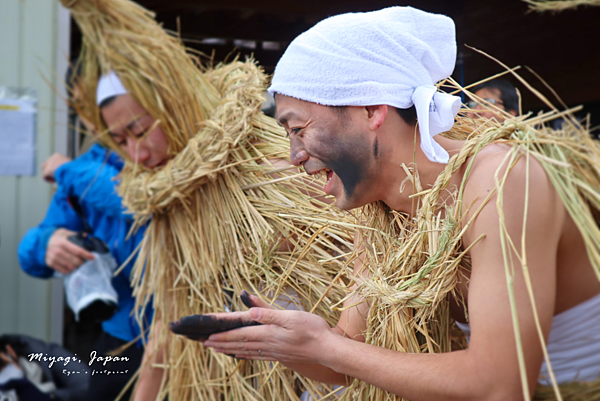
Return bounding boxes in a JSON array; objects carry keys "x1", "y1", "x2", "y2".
[
  {"x1": 461, "y1": 143, "x2": 556, "y2": 207},
  {"x1": 460, "y1": 143, "x2": 564, "y2": 246}
]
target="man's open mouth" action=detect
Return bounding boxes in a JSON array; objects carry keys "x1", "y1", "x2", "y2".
[{"x1": 309, "y1": 168, "x2": 335, "y2": 193}]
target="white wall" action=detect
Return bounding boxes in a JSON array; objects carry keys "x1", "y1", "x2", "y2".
[{"x1": 0, "y1": 0, "x2": 70, "y2": 344}]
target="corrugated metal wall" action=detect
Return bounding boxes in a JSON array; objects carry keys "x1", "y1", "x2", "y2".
[{"x1": 0, "y1": 0, "x2": 70, "y2": 344}]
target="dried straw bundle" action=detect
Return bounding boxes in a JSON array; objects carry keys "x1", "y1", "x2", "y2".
[
  {"x1": 338, "y1": 77, "x2": 600, "y2": 401},
  {"x1": 61, "y1": 0, "x2": 353, "y2": 399},
  {"x1": 523, "y1": 0, "x2": 600, "y2": 12},
  {"x1": 120, "y1": 62, "x2": 353, "y2": 400},
  {"x1": 62, "y1": 0, "x2": 219, "y2": 154}
]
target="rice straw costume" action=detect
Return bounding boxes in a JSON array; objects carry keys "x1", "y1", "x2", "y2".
[
  {"x1": 60, "y1": 0, "x2": 354, "y2": 399},
  {"x1": 267, "y1": 6, "x2": 600, "y2": 401}
]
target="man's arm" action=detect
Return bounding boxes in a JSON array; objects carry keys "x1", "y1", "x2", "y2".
[
  {"x1": 18, "y1": 187, "x2": 92, "y2": 277},
  {"x1": 133, "y1": 320, "x2": 166, "y2": 401},
  {"x1": 206, "y1": 152, "x2": 563, "y2": 400}
]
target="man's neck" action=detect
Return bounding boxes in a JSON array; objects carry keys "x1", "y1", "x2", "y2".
[{"x1": 376, "y1": 135, "x2": 464, "y2": 216}]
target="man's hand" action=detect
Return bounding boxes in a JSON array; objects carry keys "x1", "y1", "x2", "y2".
[
  {"x1": 45, "y1": 228, "x2": 94, "y2": 274},
  {"x1": 204, "y1": 292, "x2": 351, "y2": 386},
  {"x1": 204, "y1": 306, "x2": 335, "y2": 365},
  {"x1": 41, "y1": 153, "x2": 72, "y2": 183}
]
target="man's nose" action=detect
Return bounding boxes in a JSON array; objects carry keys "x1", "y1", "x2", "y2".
[
  {"x1": 289, "y1": 137, "x2": 309, "y2": 166},
  {"x1": 126, "y1": 139, "x2": 150, "y2": 164}
]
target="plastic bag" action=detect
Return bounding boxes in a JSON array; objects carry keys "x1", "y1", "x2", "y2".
[{"x1": 63, "y1": 235, "x2": 119, "y2": 323}]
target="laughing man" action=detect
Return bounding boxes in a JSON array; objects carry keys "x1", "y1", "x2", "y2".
[{"x1": 202, "y1": 6, "x2": 600, "y2": 401}]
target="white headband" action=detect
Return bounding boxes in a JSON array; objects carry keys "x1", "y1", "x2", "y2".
[
  {"x1": 96, "y1": 71, "x2": 127, "y2": 106},
  {"x1": 268, "y1": 6, "x2": 461, "y2": 164}
]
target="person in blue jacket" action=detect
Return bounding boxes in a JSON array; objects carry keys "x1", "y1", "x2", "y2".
[
  {"x1": 18, "y1": 142, "x2": 147, "y2": 336},
  {"x1": 17, "y1": 72, "x2": 151, "y2": 400}
]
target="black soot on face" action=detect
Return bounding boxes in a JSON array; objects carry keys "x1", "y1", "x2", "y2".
[
  {"x1": 324, "y1": 138, "x2": 372, "y2": 199},
  {"x1": 169, "y1": 314, "x2": 261, "y2": 341}
]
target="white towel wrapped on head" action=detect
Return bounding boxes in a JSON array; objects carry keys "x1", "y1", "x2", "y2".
[
  {"x1": 96, "y1": 71, "x2": 127, "y2": 106},
  {"x1": 268, "y1": 6, "x2": 461, "y2": 164}
]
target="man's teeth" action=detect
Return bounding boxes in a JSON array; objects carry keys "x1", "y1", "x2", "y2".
[{"x1": 313, "y1": 169, "x2": 332, "y2": 184}]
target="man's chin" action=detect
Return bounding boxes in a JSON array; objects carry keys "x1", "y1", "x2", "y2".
[
  {"x1": 334, "y1": 189, "x2": 377, "y2": 210},
  {"x1": 334, "y1": 196, "x2": 360, "y2": 211}
]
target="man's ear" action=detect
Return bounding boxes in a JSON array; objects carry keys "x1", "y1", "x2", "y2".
[
  {"x1": 365, "y1": 105, "x2": 388, "y2": 131},
  {"x1": 508, "y1": 109, "x2": 517, "y2": 117}
]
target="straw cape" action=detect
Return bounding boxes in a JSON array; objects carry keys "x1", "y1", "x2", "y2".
[
  {"x1": 336, "y1": 74, "x2": 600, "y2": 401},
  {"x1": 523, "y1": 0, "x2": 600, "y2": 12},
  {"x1": 62, "y1": 0, "x2": 354, "y2": 400}
]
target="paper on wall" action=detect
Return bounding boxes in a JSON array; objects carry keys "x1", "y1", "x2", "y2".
[{"x1": 0, "y1": 87, "x2": 37, "y2": 176}]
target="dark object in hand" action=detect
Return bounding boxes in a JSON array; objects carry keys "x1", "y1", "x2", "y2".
[
  {"x1": 67, "y1": 233, "x2": 109, "y2": 254},
  {"x1": 240, "y1": 290, "x2": 255, "y2": 309},
  {"x1": 169, "y1": 314, "x2": 261, "y2": 341}
]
